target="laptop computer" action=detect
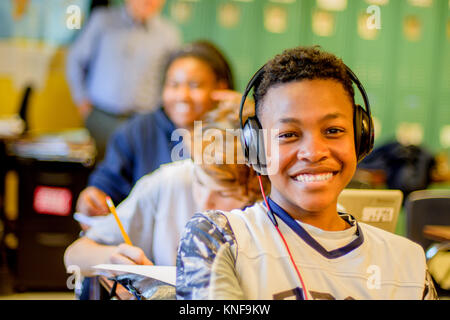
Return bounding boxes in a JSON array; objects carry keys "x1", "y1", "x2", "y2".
[{"x1": 338, "y1": 189, "x2": 404, "y2": 233}]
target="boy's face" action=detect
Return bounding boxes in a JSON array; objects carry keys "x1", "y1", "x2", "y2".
[
  {"x1": 259, "y1": 79, "x2": 357, "y2": 217},
  {"x1": 192, "y1": 166, "x2": 249, "y2": 212}
]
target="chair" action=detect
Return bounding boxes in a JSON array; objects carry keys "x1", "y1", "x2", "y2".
[{"x1": 404, "y1": 189, "x2": 450, "y2": 250}]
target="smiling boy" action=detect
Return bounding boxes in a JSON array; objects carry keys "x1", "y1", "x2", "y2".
[{"x1": 175, "y1": 46, "x2": 437, "y2": 300}]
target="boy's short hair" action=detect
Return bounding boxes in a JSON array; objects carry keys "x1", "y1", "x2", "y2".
[{"x1": 254, "y1": 46, "x2": 355, "y2": 119}]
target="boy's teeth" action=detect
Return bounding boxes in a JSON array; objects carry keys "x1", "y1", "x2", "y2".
[{"x1": 294, "y1": 172, "x2": 333, "y2": 182}]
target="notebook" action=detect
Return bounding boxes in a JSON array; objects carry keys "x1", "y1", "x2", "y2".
[{"x1": 93, "y1": 264, "x2": 176, "y2": 286}]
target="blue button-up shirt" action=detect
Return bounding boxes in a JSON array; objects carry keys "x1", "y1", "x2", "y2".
[{"x1": 66, "y1": 6, "x2": 181, "y2": 114}]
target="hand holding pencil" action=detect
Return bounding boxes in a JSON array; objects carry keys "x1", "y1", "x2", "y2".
[
  {"x1": 106, "y1": 196, "x2": 133, "y2": 246},
  {"x1": 105, "y1": 196, "x2": 153, "y2": 266}
]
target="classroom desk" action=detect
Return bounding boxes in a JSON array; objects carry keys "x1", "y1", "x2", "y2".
[
  {"x1": 423, "y1": 225, "x2": 450, "y2": 243},
  {"x1": 98, "y1": 276, "x2": 136, "y2": 300}
]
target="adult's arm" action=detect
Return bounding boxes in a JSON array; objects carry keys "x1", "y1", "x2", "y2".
[{"x1": 66, "y1": 8, "x2": 105, "y2": 106}]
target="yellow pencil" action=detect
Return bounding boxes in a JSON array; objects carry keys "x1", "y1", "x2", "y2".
[{"x1": 105, "y1": 196, "x2": 133, "y2": 246}]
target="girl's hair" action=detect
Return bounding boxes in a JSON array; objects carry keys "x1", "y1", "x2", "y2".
[
  {"x1": 162, "y1": 40, "x2": 235, "y2": 90},
  {"x1": 192, "y1": 104, "x2": 269, "y2": 206}
]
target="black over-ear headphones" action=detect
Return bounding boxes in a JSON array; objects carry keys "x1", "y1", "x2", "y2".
[{"x1": 239, "y1": 63, "x2": 375, "y2": 175}]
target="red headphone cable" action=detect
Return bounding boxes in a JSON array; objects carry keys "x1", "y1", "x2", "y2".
[{"x1": 257, "y1": 175, "x2": 309, "y2": 300}]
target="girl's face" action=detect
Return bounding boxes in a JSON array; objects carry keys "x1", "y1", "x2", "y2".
[
  {"x1": 192, "y1": 166, "x2": 250, "y2": 212},
  {"x1": 163, "y1": 57, "x2": 226, "y2": 129},
  {"x1": 259, "y1": 79, "x2": 357, "y2": 221}
]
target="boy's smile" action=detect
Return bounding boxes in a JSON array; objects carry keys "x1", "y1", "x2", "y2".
[{"x1": 259, "y1": 79, "x2": 357, "y2": 230}]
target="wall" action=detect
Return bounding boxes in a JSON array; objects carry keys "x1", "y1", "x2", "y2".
[
  {"x1": 0, "y1": 0, "x2": 448, "y2": 152},
  {"x1": 162, "y1": 0, "x2": 450, "y2": 153}
]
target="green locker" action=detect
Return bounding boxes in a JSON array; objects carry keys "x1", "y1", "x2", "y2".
[
  {"x1": 388, "y1": 0, "x2": 440, "y2": 149},
  {"x1": 428, "y1": 0, "x2": 450, "y2": 152},
  {"x1": 210, "y1": 0, "x2": 262, "y2": 91},
  {"x1": 158, "y1": 0, "x2": 447, "y2": 154},
  {"x1": 254, "y1": 0, "x2": 306, "y2": 68},
  {"x1": 344, "y1": 0, "x2": 400, "y2": 146},
  {"x1": 301, "y1": 0, "x2": 352, "y2": 59},
  {"x1": 162, "y1": 0, "x2": 216, "y2": 43}
]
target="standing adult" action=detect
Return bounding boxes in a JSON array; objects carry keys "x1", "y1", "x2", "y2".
[{"x1": 66, "y1": 0, "x2": 181, "y2": 160}]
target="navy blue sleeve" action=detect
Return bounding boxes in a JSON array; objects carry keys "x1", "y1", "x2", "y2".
[
  {"x1": 88, "y1": 118, "x2": 137, "y2": 204},
  {"x1": 87, "y1": 110, "x2": 184, "y2": 204}
]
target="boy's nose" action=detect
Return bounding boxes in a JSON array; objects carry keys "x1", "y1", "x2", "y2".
[{"x1": 296, "y1": 135, "x2": 329, "y2": 163}]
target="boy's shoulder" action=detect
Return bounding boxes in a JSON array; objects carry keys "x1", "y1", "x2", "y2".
[
  {"x1": 200, "y1": 203, "x2": 265, "y2": 223},
  {"x1": 135, "y1": 159, "x2": 193, "y2": 189},
  {"x1": 202, "y1": 204, "x2": 269, "y2": 234},
  {"x1": 188, "y1": 204, "x2": 266, "y2": 243},
  {"x1": 358, "y1": 222, "x2": 426, "y2": 264},
  {"x1": 159, "y1": 158, "x2": 193, "y2": 171},
  {"x1": 359, "y1": 222, "x2": 423, "y2": 251}
]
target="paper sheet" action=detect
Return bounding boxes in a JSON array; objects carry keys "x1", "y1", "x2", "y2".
[
  {"x1": 93, "y1": 264, "x2": 176, "y2": 286},
  {"x1": 73, "y1": 212, "x2": 110, "y2": 227}
]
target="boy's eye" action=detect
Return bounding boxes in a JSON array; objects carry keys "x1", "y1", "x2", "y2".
[
  {"x1": 325, "y1": 128, "x2": 345, "y2": 135},
  {"x1": 217, "y1": 191, "x2": 235, "y2": 198},
  {"x1": 278, "y1": 132, "x2": 298, "y2": 140}
]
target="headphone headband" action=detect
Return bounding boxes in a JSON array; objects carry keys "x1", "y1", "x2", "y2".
[
  {"x1": 345, "y1": 66, "x2": 372, "y2": 117},
  {"x1": 239, "y1": 64, "x2": 371, "y2": 129},
  {"x1": 238, "y1": 64, "x2": 266, "y2": 131}
]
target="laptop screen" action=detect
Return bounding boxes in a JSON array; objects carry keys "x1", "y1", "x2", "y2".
[{"x1": 338, "y1": 189, "x2": 403, "y2": 233}]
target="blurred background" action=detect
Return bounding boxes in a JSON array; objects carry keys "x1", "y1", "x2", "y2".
[{"x1": 0, "y1": 0, "x2": 449, "y2": 299}]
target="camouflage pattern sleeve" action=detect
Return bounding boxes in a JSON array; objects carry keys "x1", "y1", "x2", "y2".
[
  {"x1": 422, "y1": 270, "x2": 439, "y2": 300},
  {"x1": 114, "y1": 273, "x2": 175, "y2": 300},
  {"x1": 176, "y1": 211, "x2": 242, "y2": 300}
]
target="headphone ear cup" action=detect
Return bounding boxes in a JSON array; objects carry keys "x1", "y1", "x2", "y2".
[
  {"x1": 354, "y1": 105, "x2": 374, "y2": 162},
  {"x1": 241, "y1": 117, "x2": 268, "y2": 175}
]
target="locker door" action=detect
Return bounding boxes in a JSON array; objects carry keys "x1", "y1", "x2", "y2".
[
  {"x1": 301, "y1": 0, "x2": 352, "y2": 58},
  {"x1": 255, "y1": 0, "x2": 306, "y2": 68},
  {"x1": 388, "y1": 0, "x2": 440, "y2": 148},
  {"x1": 211, "y1": 0, "x2": 262, "y2": 91},
  {"x1": 428, "y1": 0, "x2": 450, "y2": 152},
  {"x1": 344, "y1": 0, "x2": 400, "y2": 146},
  {"x1": 163, "y1": 0, "x2": 216, "y2": 43}
]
